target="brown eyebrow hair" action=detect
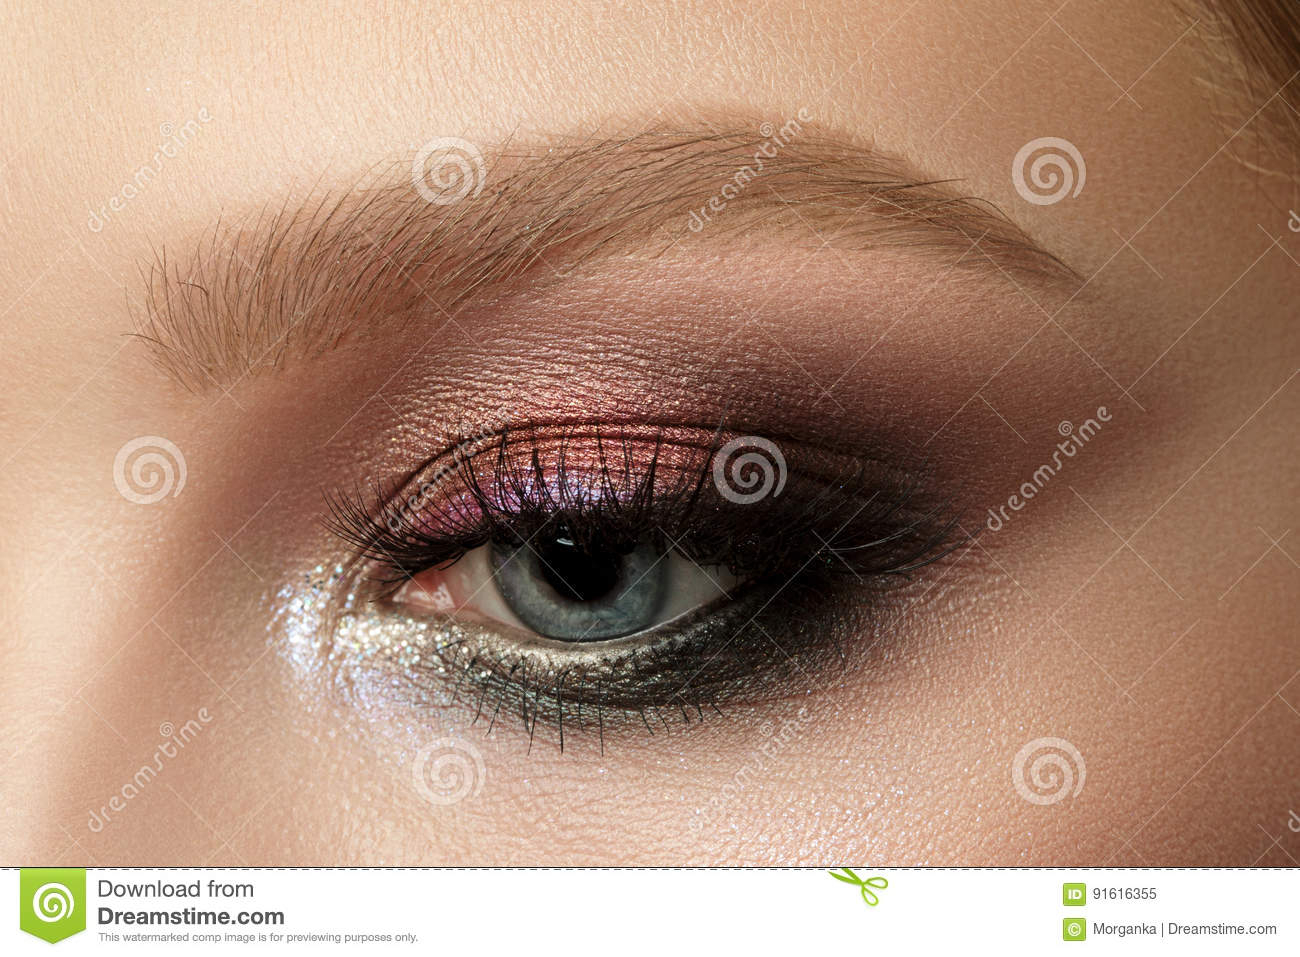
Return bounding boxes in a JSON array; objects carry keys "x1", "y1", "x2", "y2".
[{"x1": 132, "y1": 124, "x2": 1077, "y2": 392}]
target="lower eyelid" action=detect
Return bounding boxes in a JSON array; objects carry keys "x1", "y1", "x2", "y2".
[
  {"x1": 310, "y1": 533, "x2": 956, "y2": 750},
  {"x1": 358, "y1": 570, "x2": 906, "y2": 748}
]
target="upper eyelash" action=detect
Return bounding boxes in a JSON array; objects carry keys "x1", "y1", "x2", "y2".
[{"x1": 324, "y1": 422, "x2": 964, "y2": 598}]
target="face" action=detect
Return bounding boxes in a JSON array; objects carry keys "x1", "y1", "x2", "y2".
[{"x1": 2, "y1": 0, "x2": 1297, "y2": 866}]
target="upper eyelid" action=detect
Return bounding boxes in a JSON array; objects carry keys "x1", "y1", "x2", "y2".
[
  {"x1": 326, "y1": 423, "x2": 964, "y2": 591},
  {"x1": 130, "y1": 124, "x2": 1076, "y2": 392},
  {"x1": 331, "y1": 420, "x2": 917, "y2": 538}
]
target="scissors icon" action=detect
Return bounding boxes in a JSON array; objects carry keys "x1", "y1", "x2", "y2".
[{"x1": 828, "y1": 868, "x2": 888, "y2": 906}]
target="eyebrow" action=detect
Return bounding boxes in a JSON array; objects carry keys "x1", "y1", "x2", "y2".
[{"x1": 132, "y1": 123, "x2": 1077, "y2": 391}]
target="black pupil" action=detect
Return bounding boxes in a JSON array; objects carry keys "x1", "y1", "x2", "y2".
[{"x1": 538, "y1": 534, "x2": 622, "y2": 603}]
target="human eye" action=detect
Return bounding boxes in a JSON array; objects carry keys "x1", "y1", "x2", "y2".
[{"x1": 319, "y1": 422, "x2": 962, "y2": 746}]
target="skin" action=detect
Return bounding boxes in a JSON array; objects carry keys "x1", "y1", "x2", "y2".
[{"x1": 1, "y1": 0, "x2": 1297, "y2": 865}]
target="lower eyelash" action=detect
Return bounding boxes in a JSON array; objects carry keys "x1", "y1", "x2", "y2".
[{"x1": 366, "y1": 579, "x2": 878, "y2": 752}]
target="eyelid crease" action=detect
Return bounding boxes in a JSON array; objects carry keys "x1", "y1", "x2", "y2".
[{"x1": 131, "y1": 123, "x2": 1078, "y2": 392}]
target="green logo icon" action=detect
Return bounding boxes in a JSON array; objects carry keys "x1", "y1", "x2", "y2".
[
  {"x1": 1063, "y1": 917, "x2": 1087, "y2": 941},
  {"x1": 19, "y1": 869, "x2": 86, "y2": 943},
  {"x1": 828, "y1": 868, "x2": 888, "y2": 906},
  {"x1": 1063, "y1": 882, "x2": 1086, "y2": 905}
]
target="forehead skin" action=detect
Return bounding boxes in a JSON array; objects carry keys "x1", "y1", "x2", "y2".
[{"x1": 0, "y1": 0, "x2": 1297, "y2": 865}]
